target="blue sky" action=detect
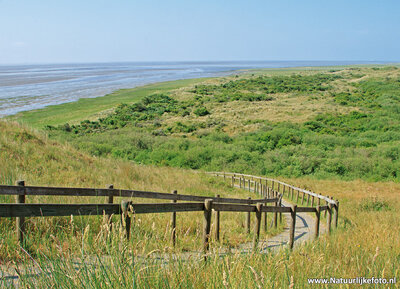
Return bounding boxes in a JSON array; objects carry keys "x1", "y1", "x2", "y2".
[{"x1": 0, "y1": 0, "x2": 399, "y2": 64}]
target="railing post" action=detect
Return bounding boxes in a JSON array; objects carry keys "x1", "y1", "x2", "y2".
[
  {"x1": 311, "y1": 196, "x2": 314, "y2": 207},
  {"x1": 252, "y1": 203, "x2": 263, "y2": 251},
  {"x1": 334, "y1": 200, "x2": 339, "y2": 229},
  {"x1": 307, "y1": 194, "x2": 310, "y2": 206},
  {"x1": 273, "y1": 194, "x2": 278, "y2": 229},
  {"x1": 231, "y1": 176, "x2": 234, "y2": 187},
  {"x1": 314, "y1": 206, "x2": 321, "y2": 239},
  {"x1": 301, "y1": 192, "x2": 305, "y2": 205},
  {"x1": 215, "y1": 194, "x2": 220, "y2": 242},
  {"x1": 288, "y1": 205, "x2": 297, "y2": 250},
  {"x1": 121, "y1": 200, "x2": 131, "y2": 240},
  {"x1": 246, "y1": 197, "x2": 251, "y2": 233},
  {"x1": 239, "y1": 177, "x2": 242, "y2": 188},
  {"x1": 327, "y1": 203, "x2": 333, "y2": 234},
  {"x1": 248, "y1": 179, "x2": 251, "y2": 192},
  {"x1": 203, "y1": 199, "x2": 213, "y2": 260},
  {"x1": 264, "y1": 197, "x2": 268, "y2": 233},
  {"x1": 106, "y1": 184, "x2": 114, "y2": 232},
  {"x1": 296, "y1": 190, "x2": 300, "y2": 203},
  {"x1": 278, "y1": 194, "x2": 282, "y2": 223},
  {"x1": 171, "y1": 190, "x2": 177, "y2": 247},
  {"x1": 325, "y1": 196, "x2": 329, "y2": 217},
  {"x1": 16, "y1": 180, "x2": 26, "y2": 246}
]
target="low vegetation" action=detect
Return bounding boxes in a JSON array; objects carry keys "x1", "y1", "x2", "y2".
[{"x1": 45, "y1": 66, "x2": 400, "y2": 181}]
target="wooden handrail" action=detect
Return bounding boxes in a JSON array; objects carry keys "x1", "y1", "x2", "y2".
[
  {"x1": 0, "y1": 202, "x2": 326, "y2": 218},
  {"x1": 0, "y1": 185, "x2": 278, "y2": 204}
]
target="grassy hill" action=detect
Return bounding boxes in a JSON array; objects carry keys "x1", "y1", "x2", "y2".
[
  {"x1": 1, "y1": 120, "x2": 399, "y2": 288},
  {"x1": 0, "y1": 120, "x2": 271, "y2": 262}
]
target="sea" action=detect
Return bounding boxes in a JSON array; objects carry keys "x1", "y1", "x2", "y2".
[{"x1": 0, "y1": 61, "x2": 387, "y2": 117}]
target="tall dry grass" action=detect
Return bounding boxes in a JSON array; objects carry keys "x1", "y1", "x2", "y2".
[{"x1": 1, "y1": 120, "x2": 399, "y2": 288}]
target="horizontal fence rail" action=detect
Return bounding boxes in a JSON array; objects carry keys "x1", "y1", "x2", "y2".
[
  {"x1": 0, "y1": 202, "x2": 329, "y2": 218},
  {"x1": 0, "y1": 185, "x2": 278, "y2": 204},
  {"x1": 0, "y1": 204, "x2": 121, "y2": 218}
]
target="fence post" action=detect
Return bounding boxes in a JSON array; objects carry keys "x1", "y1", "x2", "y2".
[
  {"x1": 327, "y1": 203, "x2": 332, "y2": 234},
  {"x1": 288, "y1": 205, "x2": 297, "y2": 250},
  {"x1": 231, "y1": 176, "x2": 234, "y2": 187},
  {"x1": 106, "y1": 184, "x2": 114, "y2": 232},
  {"x1": 278, "y1": 194, "x2": 282, "y2": 224},
  {"x1": 307, "y1": 194, "x2": 310, "y2": 206},
  {"x1": 215, "y1": 194, "x2": 220, "y2": 241},
  {"x1": 248, "y1": 179, "x2": 251, "y2": 192},
  {"x1": 296, "y1": 190, "x2": 300, "y2": 203},
  {"x1": 253, "y1": 203, "x2": 263, "y2": 251},
  {"x1": 333, "y1": 200, "x2": 339, "y2": 229},
  {"x1": 264, "y1": 197, "x2": 268, "y2": 232},
  {"x1": 301, "y1": 192, "x2": 305, "y2": 205},
  {"x1": 325, "y1": 196, "x2": 329, "y2": 217},
  {"x1": 246, "y1": 197, "x2": 251, "y2": 233},
  {"x1": 171, "y1": 190, "x2": 177, "y2": 247},
  {"x1": 314, "y1": 206, "x2": 321, "y2": 239},
  {"x1": 311, "y1": 196, "x2": 314, "y2": 207},
  {"x1": 203, "y1": 199, "x2": 213, "y2": 260},
  {"x1": 273, "y1": 194, "x2": 278, "y2": 229},
  {"x1": 16, "y1": 180, "x2": 26, "y2": 246},
  {"x1": 121, "y1": 200, "x2": 131, "y2": 240}
]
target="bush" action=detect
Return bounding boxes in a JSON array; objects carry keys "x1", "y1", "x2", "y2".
[{"x1": 193, "y1": 107, "x2": 210, "y2": 116}]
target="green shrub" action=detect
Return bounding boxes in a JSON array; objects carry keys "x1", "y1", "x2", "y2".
[{"x1": 193, "y1": 107, "x2": 210, "y2": 116}]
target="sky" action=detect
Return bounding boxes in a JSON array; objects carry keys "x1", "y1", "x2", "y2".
[{"x1": 0, "y1": 0, "x2": 399, "y2": 64}]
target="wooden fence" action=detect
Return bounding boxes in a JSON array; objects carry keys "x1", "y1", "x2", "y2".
[
  {"x1": 0, "y1": 173, "x2": 339, "y2": 257},
  {"x1": 207, "y1": 171, "x2": 339, "y2": 231}
]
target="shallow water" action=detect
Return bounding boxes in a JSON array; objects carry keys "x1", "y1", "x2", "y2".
[{"x1": 0, "y1": 61, "x2": 385, "y2": 117}]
